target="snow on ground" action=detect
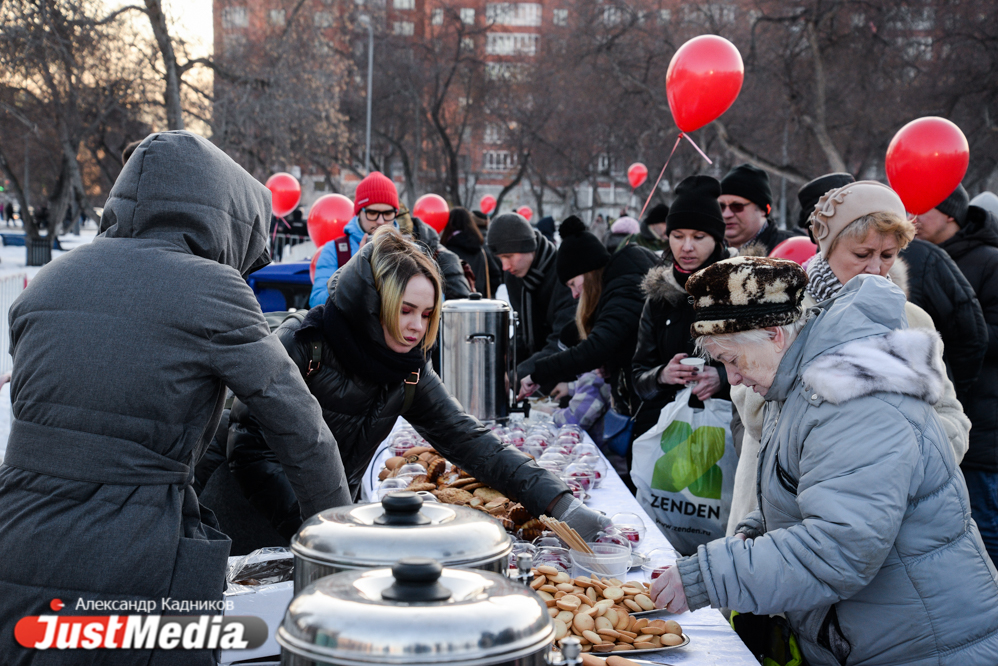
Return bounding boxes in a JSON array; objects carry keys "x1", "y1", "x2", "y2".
[{"x1": 0, "y1": 225, "x2": 98, "y2": 460}]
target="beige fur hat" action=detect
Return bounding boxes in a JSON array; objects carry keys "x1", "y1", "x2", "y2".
[{"x1": 808, "y1": 181, "x2": 907, "y2": 256}]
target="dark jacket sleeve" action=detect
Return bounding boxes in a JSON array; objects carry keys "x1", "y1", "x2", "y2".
[
  {"x1": 406, "y1": 365, "x2": 569, "y2": 517},
  {"x1": 930, "y1": 251, "x2": 988, "y2": 397},
  {"x1": 518, "y1": 281, "x2": 577, "y2": 379},
  {"x1": 436, "y1": 245, "x2": 472, "y2": 299},
  {"x1": 210, "y1": 288, "x2": 352, "y2": 521},
  {"x1": 530, "y1": 283, "x2": 643, "y2": 387},
  {"x1": 632, "y1": 300, "x2": 668, "y2": 401}
]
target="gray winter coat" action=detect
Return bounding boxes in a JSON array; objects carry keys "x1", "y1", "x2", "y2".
[
  {"x1": 679, "y1": 276, "x2": 998, "y2": 665},
  {"x1": 0, "y1": 131, "x2": 350, "y2": 665}
]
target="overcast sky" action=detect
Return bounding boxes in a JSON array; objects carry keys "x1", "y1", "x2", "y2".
[{"x1": 111, "y1": 0, "x2": 214, "y2": 58}]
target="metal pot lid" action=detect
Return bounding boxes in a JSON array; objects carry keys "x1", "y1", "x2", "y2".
[
  {"x1": 441, "y1": 295, "x2": 511, "y2": 313},
  {"x1": 292, "y1": 492, "x2": 512, "y2": 569},
  {"x1": 277, "y1": 558, "x2": 554, "y2": 666}
]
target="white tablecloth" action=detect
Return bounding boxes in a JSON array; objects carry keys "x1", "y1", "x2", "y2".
[
  {"x1": 223, "y1": 418, "x2": 756, "y2": 665},
  {"x1": 362, "y1": 419, "x2": 757, "y2": 666}
]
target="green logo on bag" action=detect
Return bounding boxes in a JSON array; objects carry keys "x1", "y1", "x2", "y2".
[{"x1": 651, "y1": 421, "x2": 725, "y2": 498}]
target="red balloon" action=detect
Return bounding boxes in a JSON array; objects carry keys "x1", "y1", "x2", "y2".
[
  {"x1": 480, "y1": 195, "x2": 497, "y2": 215},
  {"x1": 414, "y1": 194, "x2": 450, "y2": 233},
  {"x1": 310, "y1": 251, "x2": 320, "y2": 283},
  {"x1": 769, "y1": 237, "x2": 817, "y2": 266},
  {"x1": 886, "y1": 117, "x2": 969, "y2": 215},
  {"x1": 307, "y1": 194, "x2": 353, "y2": 248},
  {"x1": 265, "y1": 172, "x2": 301, "y2": 218},
  {"x1": 517, "y1": 206, "x2": 533, "y2": 222},
  {"x1": 666, "y1": 35, "x2": 744, "y2": 133},
  {"x1": 627, "y1": 163, "x2": 648, "y2": 189}
]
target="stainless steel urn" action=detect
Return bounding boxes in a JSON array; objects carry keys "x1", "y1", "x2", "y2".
[{"x1": 439, "y1": 294, "x2": 513, "y2": 422}]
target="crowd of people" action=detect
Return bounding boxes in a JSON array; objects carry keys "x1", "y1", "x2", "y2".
[{"x1": 1, "y1": 128, "x2": 998, "y2": 665}]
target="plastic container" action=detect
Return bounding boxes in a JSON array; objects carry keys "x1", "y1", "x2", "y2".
[{"x1": 569, "y1": 543, "x2": 631, "y2": 580}]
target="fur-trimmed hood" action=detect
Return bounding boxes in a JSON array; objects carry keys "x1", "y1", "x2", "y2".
[
  {"x1": 641, "y1": 248, "x2": 737, "y2": 307},
  {"x1": 803, "y1": 328, "x2": 945, "y2": 405}
]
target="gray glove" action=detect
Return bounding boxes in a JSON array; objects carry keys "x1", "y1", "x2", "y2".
[{"x1": 552, "y1": 493, "x2": 612, "y2": 542}]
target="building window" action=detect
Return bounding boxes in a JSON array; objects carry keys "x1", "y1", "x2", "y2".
[
  {"x1": 903, "y1": 35, "x2": 933, "y2": 61},
  {"x1": 657, "y1": 8, "x2": 670, "y2": 24},
  {"x1": 485, "y1": 62, "x2": 523, "y2": 80},
  {"x1": 223, "y1": 32, "x2": 247, "y2": 56},
  {"x1": 394, "y1": 0, "x2": 415, "y2": 9},
  {"x1": 460, "y1": 8, "x2": 475, "y2": 24},
  {"x1": 602, "y1": 6, "x2": 622, "y2": 26},
  {"x1": 552, "y1": 8, "x2": 567, "y2": 25},
  {"x1": 461, "y1": 36, "x2": 475, "y2": 51},
  {"x1": 221, "y1": 6, "x2": 249, "y2": 29},
  {"x1": 269, "y1": 9, "x2": 286, "y2": 25},
  {"x1": 597, "y1": 153, "x2": 609, "y2": 174},
  {"x1": 483, "y1": 123, "x2": 506, "y2": 144},
  {"x1": 485, "y1": 32, "x2": 538, "y2": 56},
  {"x1": 393, "y1": 20, "x2": 415, "y2": 35},
  {"x1": 486, "y1": 3, "x2": 542, "y2": 27},
  {"x1": 484, "y1": 150, "x2": 517, "y2": 171},
  {"x1": 431, "y1": 8, "x2": 444, "y2": 24},
  {"x1": 314, "y1": 12, "x2": 334, "y2": 27}
]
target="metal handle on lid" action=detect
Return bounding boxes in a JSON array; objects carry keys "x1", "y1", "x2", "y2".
[
  {"x1": 381, "y1": 558, "x2": 453, "y2": 602},
  {"x1": 375, "y1": 491, "x2": 431, "y2": 526}
]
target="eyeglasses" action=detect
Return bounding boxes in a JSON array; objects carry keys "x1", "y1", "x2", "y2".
[
  {"x1": 718, "y1": 202, "x2": 749, "y2": 214},
  {"x1": 363, "y1": 208, "x2": 398, "y2": 222}
]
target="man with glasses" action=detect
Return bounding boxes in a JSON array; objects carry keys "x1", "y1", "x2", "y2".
[
  {"x1": 310, "y1": 171, "x2": 400, "y2": 307},
  {"x1": 718, "y1": 164, "x2": 802, "y2": 253}
]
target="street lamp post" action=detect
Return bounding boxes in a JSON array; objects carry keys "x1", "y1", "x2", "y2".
[{"x1": 360, "y1": 15, "x2": 374, "y2": 175}]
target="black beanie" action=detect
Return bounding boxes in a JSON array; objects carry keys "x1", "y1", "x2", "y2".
[
  {"x1": 797, "y1": 172, "x2": 855, "y2": 230},
  {"x1": 721, "y1": 164, "x2": 773, "y2": 212},
  {"x1": 936, "y1": 184, "x2": 970, "y2": 227},
  {"x1": 643, "y1": 203, "x2": 670, "y2": 227},
  {"x1": 487, "y1": 213, "x2": 537, "y2": 254},
  {"x1": 665, "y1": 175, "x2": 726, "y2": 242},
  {"x1": 557, "y1": 216, "x2": 610, "y2": 283}
]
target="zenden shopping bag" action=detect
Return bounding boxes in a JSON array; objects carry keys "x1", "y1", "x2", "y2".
[{"x1": 631, "y1": 387, "x2": 735, "y2": 555}]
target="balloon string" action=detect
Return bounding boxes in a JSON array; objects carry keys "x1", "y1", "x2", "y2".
[
  {"x1": 638, "y1": 134, "x2": 683, "y2": 219},
  {"x1": 682, "y1": 132, "x2": 713, "y2": 165},
  {"x1": 271, "y1": 216, "x2": 291, "y2": 244}
]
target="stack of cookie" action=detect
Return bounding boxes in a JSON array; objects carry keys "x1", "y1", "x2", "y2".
[{"x1": 377, "y1": 447, "x2": 538, "y2": 535}]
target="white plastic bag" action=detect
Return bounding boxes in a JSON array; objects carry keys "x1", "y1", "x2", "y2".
[{"x1": 631, "y1": 388, "x2": 735, "y2": 555}]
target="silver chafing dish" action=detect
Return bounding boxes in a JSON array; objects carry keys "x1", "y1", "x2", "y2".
[
  {"x1": 291, "y1": 491, "x2": 512, "y2": 592},
  {"x1": 278, "y1": 558, "x2": 556, "y2": 666}
]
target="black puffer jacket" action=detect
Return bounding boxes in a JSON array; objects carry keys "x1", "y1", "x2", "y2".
[
  {"x1": 631, "y1": 261, "x2": 731, "y2": 438},
  {"x1": 443, "y1": 228, "x2": 501, "y2": 298},
  {"x1": 530, "y1": 244, "x2": 657, "y2": 417},
  {"x1": 899, "y1": 238, "x2": 987, "y2": 403},
  {"x1": 939, "y1": 205, "x2": 998, "y2": 472},
  {"x1": 228, "y1": 242, "x2": 569, "y2": 536},
  {"x1": 408, "y1": 217, "x2": 472, "y2": 299},
  {"x1": 506, "y1": 231, "x2": 578, "y2": 380}
]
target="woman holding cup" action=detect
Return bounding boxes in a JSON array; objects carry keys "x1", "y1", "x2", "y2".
[{"x1": 631, "y1": 175, "x2": 735, "y2": 439}]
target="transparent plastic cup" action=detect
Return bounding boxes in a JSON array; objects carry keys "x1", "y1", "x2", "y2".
[{"x1": 570, "y1": 543, "x2": 632, "y2": 580}]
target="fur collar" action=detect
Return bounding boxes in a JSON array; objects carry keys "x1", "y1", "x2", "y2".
[
  {"x1": 641, "y1": 264, "x2": 688, "y2": 307},
  {"x1": 802, "y1": 328, "x2": 944, "y2": 405},
  {"x1": 641, "y1": 248, "x2": 737, "y2": 307}
]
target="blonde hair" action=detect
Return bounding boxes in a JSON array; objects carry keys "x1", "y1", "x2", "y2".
[
  {"x1": 575, "y1": 267, "x2": 605, "y2": 339},
  {"x1": 827, "y1": 211, "x2": 915, "y2": 256},
  {"x1": 370, "y1": 226, "x2": 442, "y2": 352}
]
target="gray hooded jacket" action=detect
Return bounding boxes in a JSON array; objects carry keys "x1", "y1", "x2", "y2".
[
  {"x1": 0, "y1": 131, "x2": 350, "y2": 665},
  {"x1": 679, "y1": 276, "x2": 998, "y2": 665}
]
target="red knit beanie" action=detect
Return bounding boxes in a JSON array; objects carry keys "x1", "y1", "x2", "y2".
[{"x1": 353, "y1": 172, "x2": 399, "y2": 216}]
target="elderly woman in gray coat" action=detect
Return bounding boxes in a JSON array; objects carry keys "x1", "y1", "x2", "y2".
[{"x1": 651, "y1": 256, "x2": 998, "y2": 665}]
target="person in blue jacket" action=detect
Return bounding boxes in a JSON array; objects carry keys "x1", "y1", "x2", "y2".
[{"x1": 310, "y1": 171, "x2": 400, "y2": 307}]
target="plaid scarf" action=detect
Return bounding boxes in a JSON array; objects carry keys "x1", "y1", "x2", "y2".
[{"x1": 806, "y1": 253, "x2": 843, "y2": 303}]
